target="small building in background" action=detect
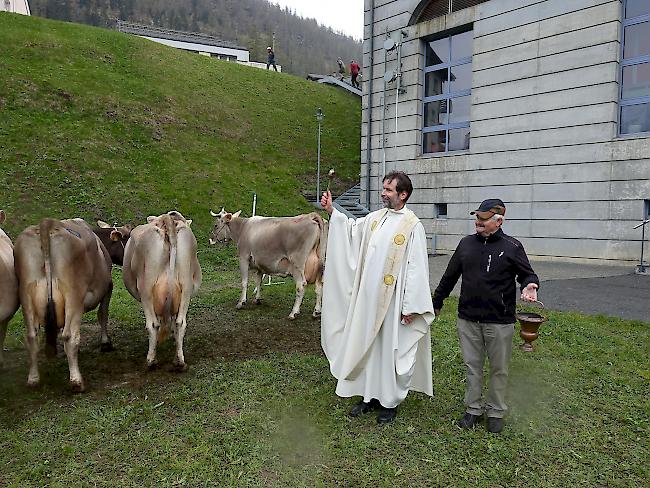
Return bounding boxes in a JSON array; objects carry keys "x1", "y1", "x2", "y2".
[
  {"x1": 116, "y1": 21, "x2": 281, "y2": 71},
  {"x1": 0, "y1": 0, "x2": 30, "y2": 15}
]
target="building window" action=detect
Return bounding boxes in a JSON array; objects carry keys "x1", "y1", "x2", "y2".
[
  {"x1": 422, "y1": 29, "x2": 472, "y2": 154},
  {"x1": 620, "y1": 1, "x2": 650, "y2": 135},
  {"x1": 645, "y1": 199, "x2": 650, "y2": 219},
  {"x1": 435, "y1": 203, "x2": 448, "y2": 218}
]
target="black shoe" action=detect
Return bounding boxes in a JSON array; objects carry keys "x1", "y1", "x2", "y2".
[
  {"x1": 376, "y1": 407, "x2": 397, "y2": 424},
  {"x1": 349, "y1": 398, "x2": 380, "y2": 417},
  {"x1": 456, "y1": 412, "x2": 484, "y2": 429},
  {"x1": 487, "y1": 417, "x2": 504, "y2": 433}
]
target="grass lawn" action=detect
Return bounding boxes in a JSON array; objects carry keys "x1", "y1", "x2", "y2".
[{"x1": 0, "y1": 264, "x2": 647, "y2": 487}]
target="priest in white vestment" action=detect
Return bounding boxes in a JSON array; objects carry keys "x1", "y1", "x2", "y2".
[{"x1": 320, "y1": 171, "x2": 435, "y2": 424}]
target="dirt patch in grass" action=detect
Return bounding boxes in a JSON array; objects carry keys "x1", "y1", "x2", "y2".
[{"x1": 0, "y1": 294, "x2": 323, "y2": 416}]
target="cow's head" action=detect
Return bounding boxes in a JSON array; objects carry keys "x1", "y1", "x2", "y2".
[
  {"x1": 209, "y1": 208, "x2": 240, "y2": 244},
  {"x1": 95, "y1": 220, "x2": 133, "y2": 266}
]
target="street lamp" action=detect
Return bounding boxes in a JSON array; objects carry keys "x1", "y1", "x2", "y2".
[{"x1": 316, "y1": 108, "x2": 324, "y2": 201}]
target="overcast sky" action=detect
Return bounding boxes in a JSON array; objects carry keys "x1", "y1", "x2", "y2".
[{"x1": 270, "y1": 0, "x2": 364, "y2": 40}]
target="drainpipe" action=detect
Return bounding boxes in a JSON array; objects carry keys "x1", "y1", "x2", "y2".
[{"x1": 365, "y1": 1, "x2": 375, "y2": 210}]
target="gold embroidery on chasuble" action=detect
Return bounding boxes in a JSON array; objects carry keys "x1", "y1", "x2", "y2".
[
  {"x1": 394, "y1": 234, "x2": 405, "y2": 245},
  {"x1": 383, "y1": 274, "x2": 395, "y2": 286},
  {"x1": 371, "y1": 221, "x2": 378, "y2": 231}
]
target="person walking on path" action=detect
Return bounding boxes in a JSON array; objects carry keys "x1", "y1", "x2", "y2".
[
  {"x1": 432, "y1": 198, "x2": 540, "y2": 433},
  {"x1": 266, "y1": 46, "x2": 277, "y2": 71},
  {"x1": 320, "y1": 171, "x2": 435, "y2": 424},
  {"x1": 350, "y1": 59, "x2": 361, "y2": 88},
  {"x1": 337, "y1": 57, "x2": 345, "y2": 80}
]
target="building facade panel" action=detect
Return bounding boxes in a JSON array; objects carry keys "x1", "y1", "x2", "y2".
[{"x1": 362, "y1": 0, "x2": 650, "y2": 262}]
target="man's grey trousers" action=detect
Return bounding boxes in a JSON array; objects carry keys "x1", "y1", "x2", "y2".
[{"x1": 456, "y1": 318, "x2": 514, "y2": 418}]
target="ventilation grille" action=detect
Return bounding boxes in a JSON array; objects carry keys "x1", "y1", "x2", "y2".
[{"x1": 415, "y1": 0, "x2": 491, "y2": 23}]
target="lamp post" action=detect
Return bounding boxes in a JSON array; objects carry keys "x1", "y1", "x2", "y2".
[{"x1": 316, "y1": 108, "x2": 324, "y2": 201}]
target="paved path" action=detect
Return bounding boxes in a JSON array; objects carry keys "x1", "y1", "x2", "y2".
[{"x1": 428, "y1": 254, "x2": 649, "y2": 322}]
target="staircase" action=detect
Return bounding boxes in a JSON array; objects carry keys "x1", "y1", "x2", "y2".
[
  {"x1": 306, "y1": 184, "x2": 370, "y2": 218},
  {"x1": 316, "y1": 76, "x2": 362, "y2": 97},
  {"x1": 332, "y1": 184, "x2": 370, "y2": 218}
]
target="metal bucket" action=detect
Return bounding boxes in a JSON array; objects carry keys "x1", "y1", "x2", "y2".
[{"x1": 516, "y1": 300, "x2": 547, "y2": 352}]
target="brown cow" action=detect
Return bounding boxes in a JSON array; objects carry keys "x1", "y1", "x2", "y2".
[
  {"x1": 0, "y1": 210, "x2": 19, "y2": 367},
  {"x1": 14, "y1": 218, "x2": 114, "y2": 391},
  {"x1": 94, "y1": 220, "x2": 133, "y2": 266},
  {"x1": 122, "y1": 211, "x2": 201, "y2": 370},
  {"x1": 209, "y1": 209, "x2": 327, "y2": 319}
]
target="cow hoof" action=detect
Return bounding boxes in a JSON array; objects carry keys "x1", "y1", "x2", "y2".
[
  {"x1": 288, "y1": 313, "x2": 298, "y2": 320},
  {"x1": 236, "y1": 302, "x2": 245, "y2": 310},
  {"x1": 312, "y1": 311, "x2": 321, "y2": 319},
  {"x1": 173, "y1": 361, "x2": 188, "y2": 372},
  {"x1": 147, "y1": 360, "x2": 159, "y2": 371},
  {"x1": 100, "y1": 342, "x2": 115, "y2": 352},
  {"x1": 254, "y1": 299, "x2": 263, "y2": 305},
  {"x1": 70, "y1": 380, "x2": 85, "y2": 393},
  {"x1": 27, "y1": 378, "x2": 40, "y2": 388}
]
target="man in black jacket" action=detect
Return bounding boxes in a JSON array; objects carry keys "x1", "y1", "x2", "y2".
[{"x1": 432, "y1": 198, "x2": 539, "y2": 433}]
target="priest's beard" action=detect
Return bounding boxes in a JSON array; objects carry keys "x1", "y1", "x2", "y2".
[{"x1": 382, "y1": 194, "x2": 402, "y2": 209}]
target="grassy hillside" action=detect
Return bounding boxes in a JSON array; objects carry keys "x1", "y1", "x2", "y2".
[{"x1": 0, "y1": 13, "x2": 361, "y2": 247}]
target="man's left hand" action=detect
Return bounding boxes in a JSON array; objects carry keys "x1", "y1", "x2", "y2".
[
  {"x1": 521, "y1": 283, "x2": 538, "y2": 302},
  {"x1": 401, "y1": 314, "x2": 414, "y2": 325}
]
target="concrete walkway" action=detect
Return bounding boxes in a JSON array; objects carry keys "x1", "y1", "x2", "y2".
[{"x1": 428, "y1": 254, "x2": 649, "y2": 322}]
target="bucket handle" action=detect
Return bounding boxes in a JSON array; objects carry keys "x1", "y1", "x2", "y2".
[{"x1": 517, "y1": 299, "x2": 544, "y2": 312}]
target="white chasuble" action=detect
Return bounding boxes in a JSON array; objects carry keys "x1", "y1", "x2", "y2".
[{"x1": 321, "y1": 206, "x2": 435, "y2": 408}]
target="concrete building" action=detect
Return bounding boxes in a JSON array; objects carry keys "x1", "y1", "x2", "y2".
[
  {"x1": 0, "y1": 0, "x2": 30, "y2": 15},
  {"x1": 361, "y1": 0, "x2": 650, "y2": 263}
]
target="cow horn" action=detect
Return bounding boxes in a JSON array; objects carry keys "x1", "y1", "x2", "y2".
[{"x1": 210, "y1": 209, "x2": 218, "y2": 217}]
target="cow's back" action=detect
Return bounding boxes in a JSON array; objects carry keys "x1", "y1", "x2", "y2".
[
  {"x1": 14, "y1": 218, "x2": 112, "y2": 322},
  {"x1": 0, "y1": 228, "x2": 19, "y2": 322},
  {"x1": 243, "y1": 213, "x2": 322, "y2": 254},
  {"x1": 122, "y1": 223, "x2": 167, "y2": 304},
  {"x1": 123, "y1": 218, "x2": 200, "y2": 317}
]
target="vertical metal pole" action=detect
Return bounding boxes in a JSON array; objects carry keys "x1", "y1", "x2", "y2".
[
  {"x1": 317, "y1": 120, "x2": 321, "y2": 199},
  {"x1": 640, "y1": 223, "x2": 646, "y2": 273},
  {"x1": 252, "y1": 193, "x2": 257, "y2": 217},
  {"x1": 272, "y1": 32, "x2": 275, "y2": 51}
]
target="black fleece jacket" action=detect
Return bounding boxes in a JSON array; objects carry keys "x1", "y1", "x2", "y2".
[{"x1": 432, "y1": 228, "x2": 540, "y2": 324}]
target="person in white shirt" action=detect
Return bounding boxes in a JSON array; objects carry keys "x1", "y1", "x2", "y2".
[{"x1": 320, "y1": 171, "x2": 435, "y2": 424}]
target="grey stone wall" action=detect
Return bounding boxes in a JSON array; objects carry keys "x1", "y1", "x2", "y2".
[{"x1": 361, "y1": 0, "x2": 650, "y2": 262}]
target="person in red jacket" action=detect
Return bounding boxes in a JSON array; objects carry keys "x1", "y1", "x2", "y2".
[{"x1": 350, "y1": 59, "x2": 361, "y2": 88}]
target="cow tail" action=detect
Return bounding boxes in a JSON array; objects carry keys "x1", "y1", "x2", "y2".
[
  {"x1": 159, "y1": 214, "x2": 177, "y2": 344},
  {"x1": 313, "y1": 213, "x2": 328, "y2": 277},
  {"x1": 40, "y1": 219, "x2": 58, "y2": 357}
]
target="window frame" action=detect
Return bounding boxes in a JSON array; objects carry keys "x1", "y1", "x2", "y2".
[
  {"x1": 619, "y1": 5, "x2": 650, "y2": 137},
  {"x1": 422, "y1": 30, "x2": 473, "y2": 155}
]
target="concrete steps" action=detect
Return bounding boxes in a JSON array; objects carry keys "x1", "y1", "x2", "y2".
[{"x1": 306, "y1": 183, "x2": 369, "y2": 219}]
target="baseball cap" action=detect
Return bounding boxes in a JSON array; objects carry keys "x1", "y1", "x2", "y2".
[
  {"x1": 470, "y1": 198, "x2": 506, "y2": 217},
  {"x1": 267, "y1": 46, "x2": 272, "y2": 50}
]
